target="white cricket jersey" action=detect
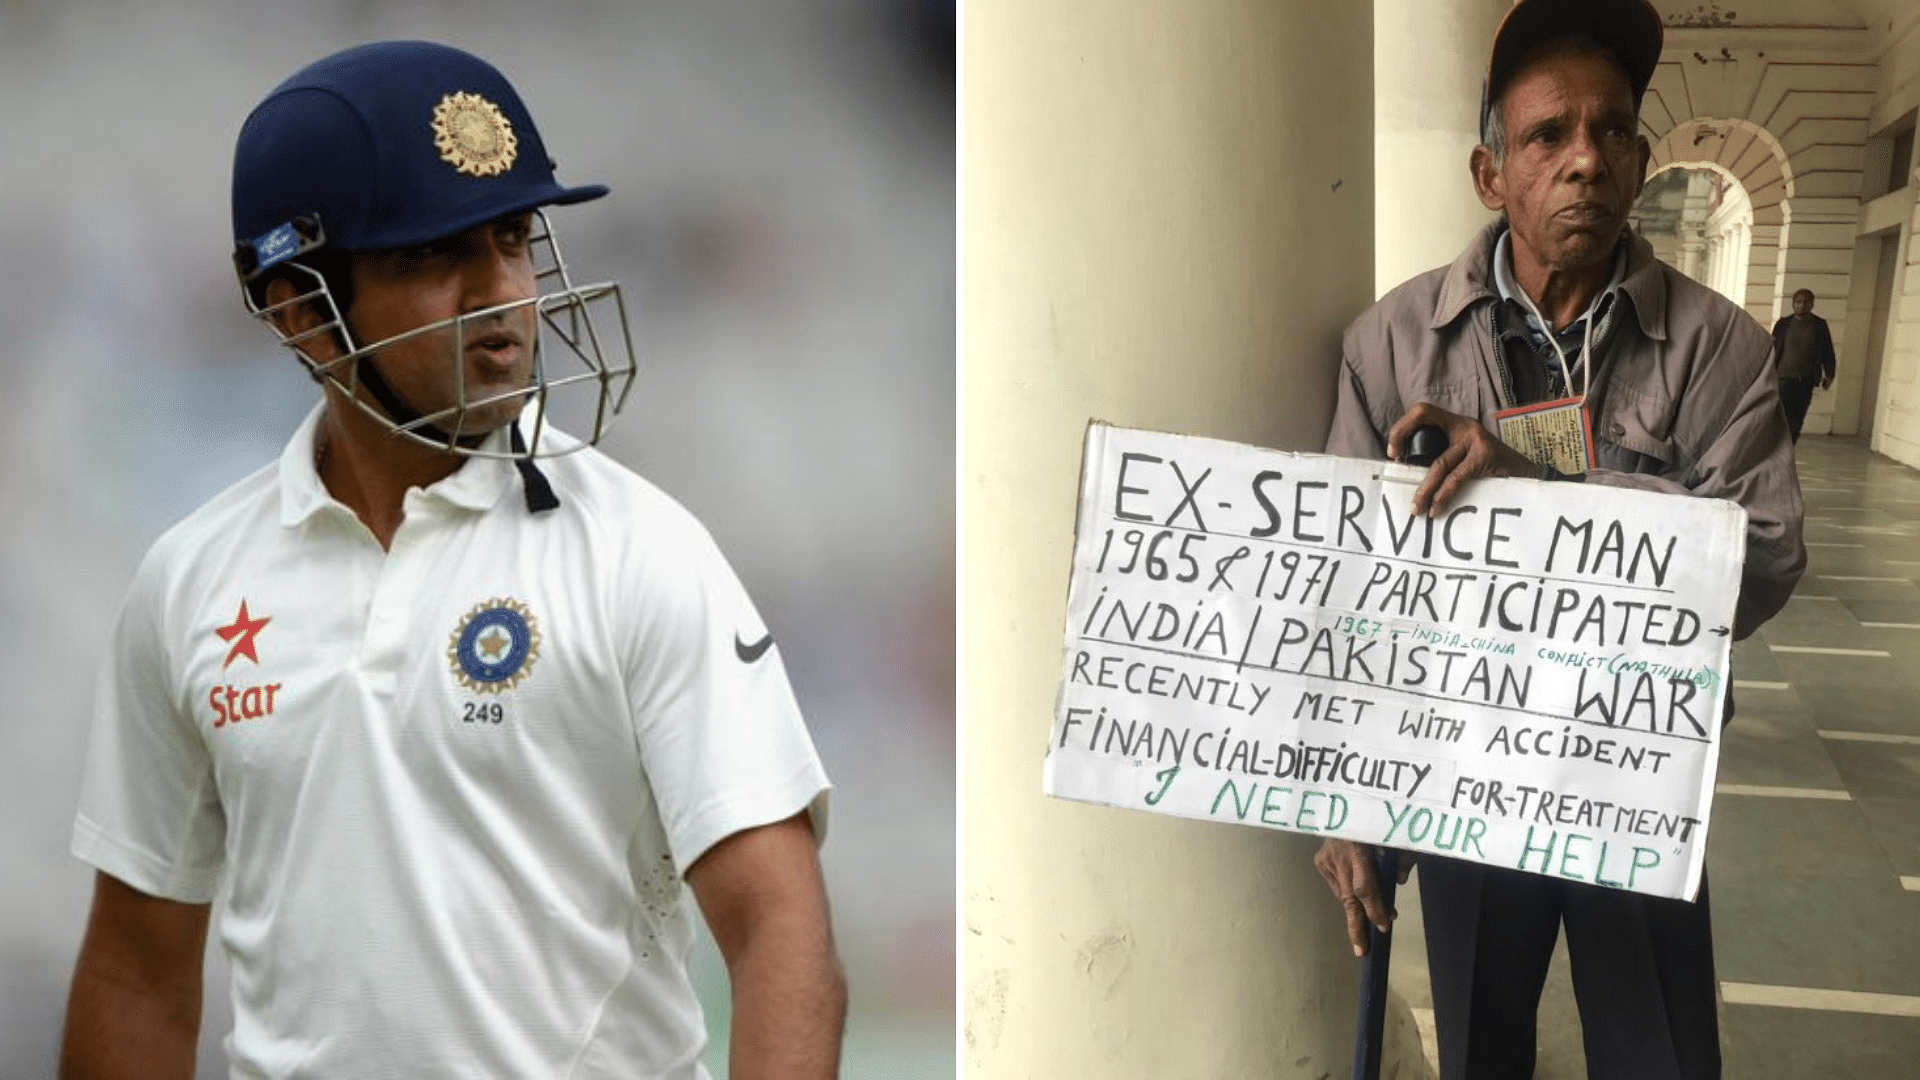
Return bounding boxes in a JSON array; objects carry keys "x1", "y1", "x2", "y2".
[{"x1": 73, "y1": 404, "x2": 830, "y2": 1079}]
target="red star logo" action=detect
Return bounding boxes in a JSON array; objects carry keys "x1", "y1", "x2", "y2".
[{"x1": 215, "y1": 601, "x2": 271, "y2": 668}]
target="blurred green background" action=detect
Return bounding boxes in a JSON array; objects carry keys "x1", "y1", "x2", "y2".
[{"x1": 0, "y1": 1, "x2": 953, "y2": 1076}]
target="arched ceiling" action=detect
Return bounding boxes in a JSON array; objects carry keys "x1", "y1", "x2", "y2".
[
  {"x1": 1637, "y1": 2, "x2": 1885, "y2": 228},
  {"x1": 1646, "y1": 119, "x2": 1790, "y2": 225}
]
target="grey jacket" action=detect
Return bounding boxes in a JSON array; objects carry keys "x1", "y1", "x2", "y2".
[{"x1": 1327, "y1": 220, "x2": 1805, "y2": 640}]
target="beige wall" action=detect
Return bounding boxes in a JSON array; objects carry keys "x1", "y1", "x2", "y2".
[
  {"x1": 1837, "y1": 232, "x2": 1885, "y2": 437},
  {"x1": 1373, "y1": 0, "x2": 1508, "y2": 295},
  {"x1": 963, "y1": 1, "x2": 1414, "y2": 1076},
  {"x1": 1867, "y1": 11, "x2": 1920, "y2": 464}
]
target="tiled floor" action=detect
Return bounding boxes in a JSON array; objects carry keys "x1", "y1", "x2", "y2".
[{"x1": 1388, "y1": 435, "x2": 1920, "y2": 1079}]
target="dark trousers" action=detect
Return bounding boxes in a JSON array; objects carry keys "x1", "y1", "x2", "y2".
[
  {"x1": 1779, "y1": 376, "x2": 1817, "y2": 441},
  {"x1": 1420, "y1": 856, "x2": 1721, "y2": 1080}
]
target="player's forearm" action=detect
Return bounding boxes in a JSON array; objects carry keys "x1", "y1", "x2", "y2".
[
  {"x1": 60, "y1": 966, "x2": 201, "y2": 1080},
  {"x1": 724, "y1": 928, "x2": 847, "y2": 1080}
]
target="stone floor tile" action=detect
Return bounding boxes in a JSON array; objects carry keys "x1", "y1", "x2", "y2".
[
  {"x1": 1853, "y1": 796, "x2": 1920, "y2": 878},
  {"x1": 1822, "y1": 740, "x2": 1920, "y2": 800},
  {"x1": 1708, "y1": 872, "x2": 1920, "y2": 996},
  {"x1": 1722, "y1": 1007, "x2": 1920, "y2": 1080}
]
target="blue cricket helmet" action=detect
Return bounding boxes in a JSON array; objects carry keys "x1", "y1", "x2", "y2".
[
  {"x1": 228, "y1": 40, "x2": 638, "y2": 472},
  {"x1": 232, "y1": 39, "x2": 607, "y2": 264}
]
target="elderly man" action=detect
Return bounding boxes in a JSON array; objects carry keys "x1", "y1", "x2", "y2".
[{"x1": 1312, "y1": 2, "x2": 1805, "y2": 1079}]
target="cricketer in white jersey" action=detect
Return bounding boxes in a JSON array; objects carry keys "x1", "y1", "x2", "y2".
[{"x1": 63, "y1": 40, "x2": 844, "y2": 1080}]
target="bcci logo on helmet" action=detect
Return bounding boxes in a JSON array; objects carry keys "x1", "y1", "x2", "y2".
[
  {"x1": 432, "y1": 91, "x2": 518, "y2": 177},
  {"x1": 449, "y1": 598, "x2": 542, "y2": 693}
]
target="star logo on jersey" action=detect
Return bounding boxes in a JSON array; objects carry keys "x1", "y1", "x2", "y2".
[
  {"x1": 215, "y1": 601, "x2": 271, "y2": 668},
  {"x1": 448, "y1": 598, "x2": 541, "y2": 694}
]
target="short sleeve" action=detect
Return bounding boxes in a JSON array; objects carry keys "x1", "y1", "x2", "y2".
[
  {"x1": 71, "y1": 550, "x2": 226, "y2": 902},
  {"x1": 620, "y1": 514, "x2": 830, "y2": 873}
]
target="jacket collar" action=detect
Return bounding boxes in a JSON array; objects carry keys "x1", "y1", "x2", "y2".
[{"x1": 1429, "y1": 218, "x2": 1668, "y2": 343}]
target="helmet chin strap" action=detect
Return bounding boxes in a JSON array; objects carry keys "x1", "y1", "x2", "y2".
[
  {"x1": 353, "y1": 356, "x2": 486, "y2": 450},
  {"x1": 508, "y1": 424, "x2": 559, "y2": 512},
  {"x1": 350, "y1": 356, "x2": 559, "y2": 514}
]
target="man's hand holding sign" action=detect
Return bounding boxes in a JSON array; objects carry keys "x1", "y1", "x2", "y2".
[{"x1": 1389, "y1": 404, "x2": 1558, "y2": 515}]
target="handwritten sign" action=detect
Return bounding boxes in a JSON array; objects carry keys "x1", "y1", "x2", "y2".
[{"x1": 1043, "y1": 424, "x2": 1746, "y2": 900}]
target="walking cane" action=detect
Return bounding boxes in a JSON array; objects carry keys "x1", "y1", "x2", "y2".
[
  {"x1": 1351, "y1": 425, "x2": 1445, "y2": 1080},
  {"x1": 1350, "y1": 845, "x2": 1401, "y2": 1080}
]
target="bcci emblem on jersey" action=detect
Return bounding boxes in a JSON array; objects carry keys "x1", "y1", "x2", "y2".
[{"x1": 448, "y1": 598, "x2": 542, "y2": 693}]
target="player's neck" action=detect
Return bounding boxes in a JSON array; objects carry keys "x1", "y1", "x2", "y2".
[{"x1": 315, "y1": 392, "x2": 466, "y2": 549}]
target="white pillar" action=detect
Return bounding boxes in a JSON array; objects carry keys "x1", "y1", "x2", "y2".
[
  {"x1": 1373, "y1": 0, "x2": 1510, "y2": 296},
  {"x1": 965, "y1": 2, "x2": 1410, "y2": 1077},
  {"x1": 1678, "y1": 237, "x2": 1704, "y2": 280},
  {"x1": 1676, "y1": 171, "x2": 1714, "y2": 283},
  {"x1": 1736, "y1": 223, "x2": 1751, "y2": 302}
]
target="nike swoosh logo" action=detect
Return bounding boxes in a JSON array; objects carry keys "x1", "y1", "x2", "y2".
[{"x1": 735, "y1": 632, "x2": 775, "y2": 663}]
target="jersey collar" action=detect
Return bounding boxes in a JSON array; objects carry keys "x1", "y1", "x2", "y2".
[{"x1": 278, "y1": 401, "x2": 517, "y2": 527}]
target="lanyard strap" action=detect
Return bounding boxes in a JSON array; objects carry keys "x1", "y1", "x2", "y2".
[{"x1": 1513, "y1": 287, "x2": 1593, "y2": 401}]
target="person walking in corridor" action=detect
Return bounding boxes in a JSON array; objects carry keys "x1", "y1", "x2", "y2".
[
  {"x1": 1771, "y1": 288, "x2": 1838, "y2": 441},
  {"x1": 1311, "y1": 2, "x2": 1806, "y2": 1078}
]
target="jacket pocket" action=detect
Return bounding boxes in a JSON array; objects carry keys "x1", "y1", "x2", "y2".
[
  {"x1": 1412, "y1": 373, "x2": 1491, "y2": 422},
  {"x1": 1593, "y1": 378, "x2": 1680, "y2": 476}
]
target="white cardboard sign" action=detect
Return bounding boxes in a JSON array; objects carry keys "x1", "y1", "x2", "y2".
[{"x1": 1044, "y1": 423, "x2": 1747, "y2": 900}]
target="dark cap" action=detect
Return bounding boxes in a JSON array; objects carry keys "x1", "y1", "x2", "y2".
[
  {"x1": 231, "y1": 40, "x2": 607, "y2": 269},
  {"x1": 1480, "y1": 0, "x2": 1664, "y2": 144}
]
